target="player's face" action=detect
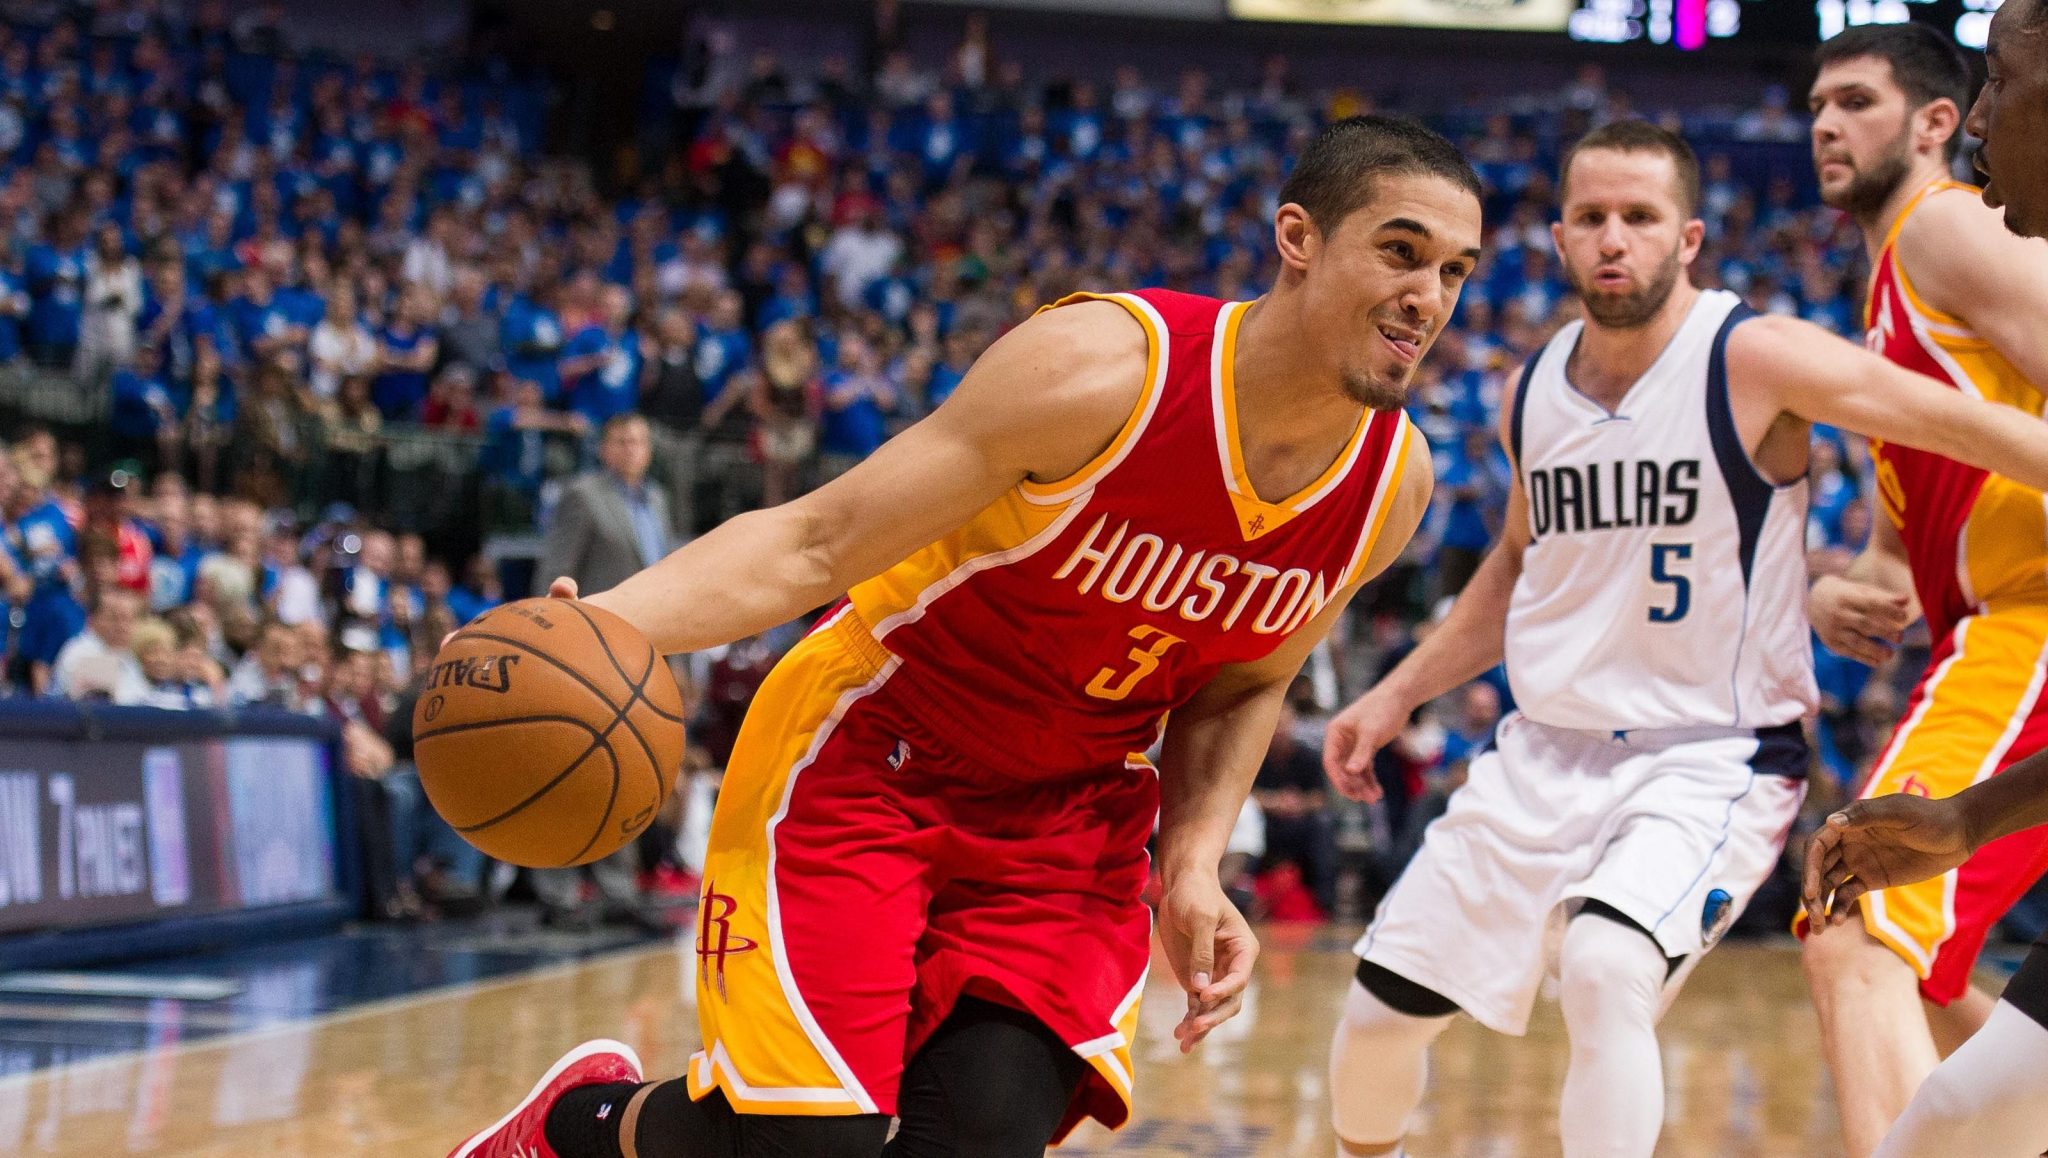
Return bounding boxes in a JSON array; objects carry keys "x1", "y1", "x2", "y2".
[
  {"x1": 1297, "y1": 173, "x2": 1482, "y2": 411},
  {"x1": 1553, "y1": 149, "x2": 1703, "y2": 331},
  {"x1": 1967, "y1": 0, "x2": 2048, "y2": 239},
  {"x1": 1809, "y1": 56, "x2": 1920, "y2": 216}
]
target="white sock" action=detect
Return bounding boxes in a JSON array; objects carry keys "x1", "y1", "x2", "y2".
[
  {"x1": 1329, "y1": 976, "x2": 1453, "y2": 1153},
  {"x1": 1557, "y1": 915, "x2": 1669, "y2": 1158},
  {"x1": 1876, "y1": 999, "x2": 2048, "y2": 1157}
]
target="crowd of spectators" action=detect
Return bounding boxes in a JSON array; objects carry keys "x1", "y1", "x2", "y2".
[{"x1": 0, "y1": 2, "x2": 1938, "y2": 927}]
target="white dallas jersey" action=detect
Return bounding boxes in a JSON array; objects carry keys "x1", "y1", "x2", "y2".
[{"x1": 1504, "y1": 289, "x2": 1816, "y2": 732}]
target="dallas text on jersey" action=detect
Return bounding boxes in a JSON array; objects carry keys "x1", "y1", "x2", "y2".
[{"x1": 1526, "y1": 459, "x2": 1702, "y2": 541}]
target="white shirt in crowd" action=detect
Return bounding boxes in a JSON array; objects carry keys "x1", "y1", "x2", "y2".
[
  {"x1": 308, "y1": 319, "x2": 379, "y2": 400},
  {"x1": 50, "y1": 629, "x2": 149, "y2": 705},
  {"x1": 819, "y1": 223, "x2": 904, "y2": 311}
]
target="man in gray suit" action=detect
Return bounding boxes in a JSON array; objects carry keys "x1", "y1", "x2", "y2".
[{"x1": 532, "y1": 412, "x2": 676, "y2": 931}]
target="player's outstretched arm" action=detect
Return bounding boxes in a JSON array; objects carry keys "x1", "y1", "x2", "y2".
[
  {"x1": 1325, "y1": 366, "x2": 1531, "y2": 801},
  {"x1": 1806, "y1": 746, "x2": 2048, "y2": 924},
  {"x1": 569, "y1": 301, "x2": 1148, "y2": 654},
  {"x1": 1155, "y1": 439, "x2": 1432, "y2": 1052},
  {"x1": 1735, "y1": 315, "x2": 2048, "y2": 497}
]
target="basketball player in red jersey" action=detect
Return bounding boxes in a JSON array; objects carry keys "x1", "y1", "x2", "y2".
[
  {"x1": 1806, "y1": 4, "x2": 2048, "y2": 1154},
  {"x1": 449, "y1": 116, "x2": 1473, "y2": 1158},
  {"x1": 1798, "y1": 21, "x2": 2048, "y2": 1156}
]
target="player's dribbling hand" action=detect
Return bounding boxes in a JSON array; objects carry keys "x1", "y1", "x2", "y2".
[
  {"x1": 1802, "y1": 792, "x2": 1975, "y2": 926},
  {"x1": 1324, "y1": 690, "x2": 1407, "y2": 803},
  {"x1": 1808, "y1": 576, "x2": 1912, "y2": 668},
  {"x1": 443, "y1": 577, "x2": 582, "y2": 652},
  {"x1": 1158, "y1": 873, "x2": 1258, "y2": 1053}
]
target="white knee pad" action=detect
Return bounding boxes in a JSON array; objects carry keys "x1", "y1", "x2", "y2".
[
  {"x1": 1329, "y1": 977, "x2": 1454, "y2": 1149},
  {"x1": 1557, "y1": 912, "x2": 1666, "y2": 1031},
  {"x1": 1556, "y1": 914, "x2": 1671, "y2": 1158}
]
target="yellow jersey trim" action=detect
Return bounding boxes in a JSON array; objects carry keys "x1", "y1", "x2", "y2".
[
  {"x1": 1877, "y1": 179, "x2": 1982, "y2": 336},
  {"x1": 1343, "y1": 414, "x2": 1415, "y2": 587},
  {"x1": 1018, "y1": 292, "x2": 1168, "y2": 505},
  {"x1": 1210, "y1": 299, "x2": 1375, "y2": 542}
]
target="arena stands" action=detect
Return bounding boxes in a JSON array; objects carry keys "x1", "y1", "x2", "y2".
[{"x1": 0, "y1": 0, "x2": 1966, "y2": 933}]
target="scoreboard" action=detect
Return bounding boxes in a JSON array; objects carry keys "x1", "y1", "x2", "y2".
[
  {"x1": 1565, "y1": 0, "x2": 2004, "y2": 50},
  {"x1": 1229, "y1": 0, "x2": 2003, "y2": 48}
]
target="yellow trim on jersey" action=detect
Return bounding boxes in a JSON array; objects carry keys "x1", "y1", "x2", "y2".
[
  {"x1": 1342, "y1": 414, "x2": 1415, "y2": 587},
  {"x1": 1877, "y1": 179, "x2": 1983, "y2": 336},
  {"x1": 1213, "y1": 299, "x2": 1375, "y2": 542},
  {"x1": 1870, "y1": 178, "x2": 2045, "y2": 422},
  {"x1": 849, "y1": 291, "x2": 1163, "y2": 642},
  {"x1": 850, "y1": 488, "x2": 1088, "y2": 641},
  {"x1": 1019, "y1": 292, "x2": 1167, "y2": 504}
]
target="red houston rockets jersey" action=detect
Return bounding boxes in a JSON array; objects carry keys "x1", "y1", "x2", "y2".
[
  {"x1": 844, "y1": 288, "x2": 1415, "y2": 780},
  {"x1": 1865, "y1": 180, "x2": 2048, "y2": 643}
]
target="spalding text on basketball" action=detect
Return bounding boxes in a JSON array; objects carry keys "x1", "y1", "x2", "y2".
[{"x1": 427, "y1": 654, "x2": 523, "y2": 694}]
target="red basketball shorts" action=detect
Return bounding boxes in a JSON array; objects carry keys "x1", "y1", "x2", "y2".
[{"x1": 684, "y1": 607, "x2": 1156, "y2": 1141}]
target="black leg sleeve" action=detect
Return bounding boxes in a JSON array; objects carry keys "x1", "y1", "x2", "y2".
[{"x1": 884, "y1": 997, "x2": 1089, "y2": 1158}]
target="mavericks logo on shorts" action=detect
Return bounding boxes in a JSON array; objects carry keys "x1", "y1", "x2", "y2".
[{"x1": 1701, "y1": 887, "x2": 1735, "y2": 948}]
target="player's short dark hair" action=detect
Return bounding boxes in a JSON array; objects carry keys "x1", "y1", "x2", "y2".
[
  {"x1": 1279, "y1": 115, "x2": 1481, "y2": 235},
  {"x1": 1814, "y1": 23, "x2": 1972, "y2": 157},
  {"x1": 1560, "y1": 120, "x2": 1702, "y2": 218}
]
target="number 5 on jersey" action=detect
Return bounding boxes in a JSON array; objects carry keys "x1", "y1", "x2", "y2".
[
  {"x1": 1087, "y1": 625, "x2": 1185, "y2": 701},
  {"x1": 1649, "y1": 543, "x2": 1692, "y2": 623}
]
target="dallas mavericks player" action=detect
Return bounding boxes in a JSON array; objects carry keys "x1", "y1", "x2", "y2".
[{"x1": 1321, "y1": 120, "x2": 2048, "y2": 1158}]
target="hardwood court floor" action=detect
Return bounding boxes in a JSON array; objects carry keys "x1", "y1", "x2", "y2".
[{"x1": 0, "y1": 926, "x2": 1854, "y2": 1157}]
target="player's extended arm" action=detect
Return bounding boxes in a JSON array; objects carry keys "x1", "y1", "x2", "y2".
[
  {"x1": 1897, "y1": 191, "x2": 2048, "y2": 389},
  {"x1": 569, "y1": 302, "x2": 1148, "y2": 653},
  {"x1": 1154, "y1": 440, "x2": 1433, "y2": 1050},
  {"x1": 1733, "y1": 315, "x2": 2048, "y2": 497},
  {"x1": 1324, "y1": 370, "x2": 1532, "y2": 800}
]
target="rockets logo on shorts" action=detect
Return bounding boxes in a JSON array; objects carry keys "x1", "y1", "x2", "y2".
[{"x1": 696, "y1": 881, "x2": 757, "y2": 1001}]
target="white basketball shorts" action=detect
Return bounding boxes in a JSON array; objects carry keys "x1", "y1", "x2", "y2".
[{"x1": 1354, "y1": 711, "x2": 1807, "y2": 1035}]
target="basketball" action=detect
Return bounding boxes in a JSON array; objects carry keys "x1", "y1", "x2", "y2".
[{"x1": 412, "y1": 598, "x2": 685, "y2": 869}]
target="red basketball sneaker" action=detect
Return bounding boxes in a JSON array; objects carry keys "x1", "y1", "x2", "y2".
[{"x1": 449, "y1": 1039, "x2": 644, "y2": 1158}]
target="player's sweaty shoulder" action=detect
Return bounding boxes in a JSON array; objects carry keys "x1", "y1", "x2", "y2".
[
  {"x1": 948, "y1": 297, "x2": 1153, "y2": 487},
  {"x1": 1893, "y1": 185, "x2": 2021, "y2": 318}
]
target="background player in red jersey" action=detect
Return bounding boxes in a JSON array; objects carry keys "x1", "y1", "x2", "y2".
[
  {"x1": 1800, "y1": 21, "x2": 2048, "y2": 1157},
  {"x1": 450, "y1": 116, "x2": 1472, "y2": 1158},
  {"x1": 1807, "y1": 6, "x2": 2048, "y2": 1154}
]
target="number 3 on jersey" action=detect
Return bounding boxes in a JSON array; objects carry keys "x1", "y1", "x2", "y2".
[
  {"x1": 1649, "y1": 543, "x2": 1692, "y2": 623},
  {"x1": 1087, "y1": 625, "x2": 1185, "y2": 701}
]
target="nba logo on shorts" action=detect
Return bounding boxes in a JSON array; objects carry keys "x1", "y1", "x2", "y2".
[
  {"x1": 887, "y1": 739, "x2": 911, "y2": 770},
  {"x1": 1702, "y1": 888, "x2": 1735, "y2": 948}
]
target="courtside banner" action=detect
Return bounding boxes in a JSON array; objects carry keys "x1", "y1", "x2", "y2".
[
  {"x1": 1228, "y1": 0, "x2": 1576, "y2": 29},
  {"x1": 0, "y1": 733, "x2": 336, "y2": 936}
]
